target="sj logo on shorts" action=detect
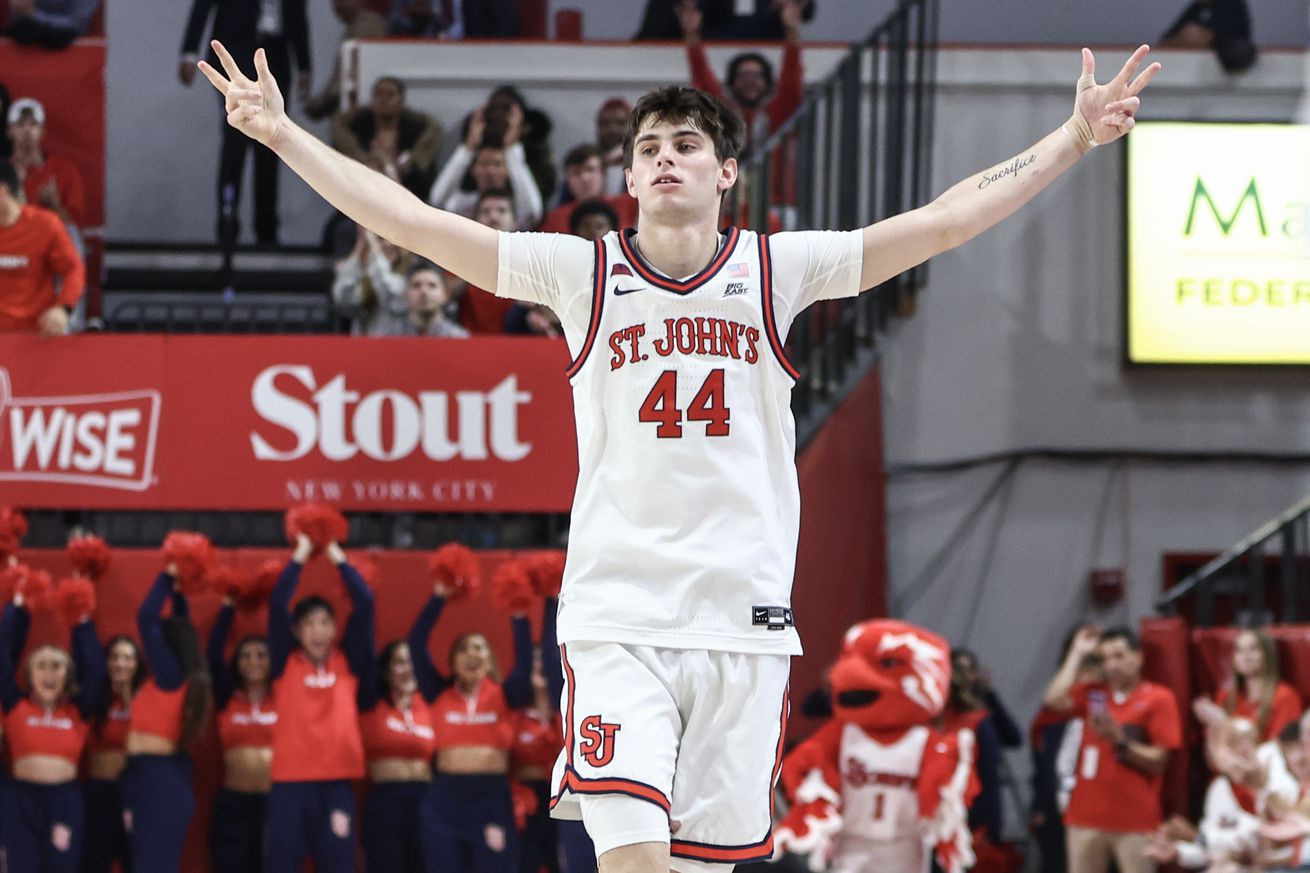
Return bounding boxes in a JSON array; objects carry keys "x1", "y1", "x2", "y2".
[{"x1": 578, "y1": 714, "x2": 621, "y2": 767}]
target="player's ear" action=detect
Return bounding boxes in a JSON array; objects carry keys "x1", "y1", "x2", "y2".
[
  {"x1": 717, "y1": 157, "x2": 739, "y2": 194},
  {"x1": 625, "y1": 167, "x2": 637, "y2": 199}
]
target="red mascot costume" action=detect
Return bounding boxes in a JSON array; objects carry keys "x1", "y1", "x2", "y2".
[{"x1": 775, "y1": 619, "x2": 978, "y2": 873}]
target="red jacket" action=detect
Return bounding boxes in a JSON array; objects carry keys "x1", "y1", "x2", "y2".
[{"x1": 0, "y1": 205, "x2": 85, "y2": 332}]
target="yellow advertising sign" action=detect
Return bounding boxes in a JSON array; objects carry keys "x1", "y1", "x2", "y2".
[{"x1": 1126, "y1": 122, "x2": 1310, "y2": 364}]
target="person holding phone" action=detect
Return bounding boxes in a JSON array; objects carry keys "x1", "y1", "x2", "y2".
[{"x1": 1043, "y1": 626, "x2": 1182, "y2": 873}]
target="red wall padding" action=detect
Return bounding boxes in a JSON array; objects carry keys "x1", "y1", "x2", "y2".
[{"x1": 1140, "y1": 616, "x2": 1190, "y2": 819}]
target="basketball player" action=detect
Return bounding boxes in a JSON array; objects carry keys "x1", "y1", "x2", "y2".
[{"x1": 197, "y1": 39, "x2": 1159, "y2": 873}]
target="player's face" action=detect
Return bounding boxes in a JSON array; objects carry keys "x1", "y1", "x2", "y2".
[
  {"x1": 405, "y1": 268, "x2": 447, "y2": 315},
  {"x1": 626, "y1": 119, "x2": 736, "y2": 222},
  {"x1": 388, "y1": 642, "x2": 417, "y2": 696},
  {"x1": 565, "y1": 157, "x2": 605, "y2": 201},
  {"x1": 107, "y1": 640, "x2": 139, "y2": 687},
  {"x1": 295, "y1": 610, "x2": 336, "y2": 662},
  {"x1": 237, "y1": 639, "x2": 271, "y2": 686},
  {"x1": 471, "y1": 148, "x2": 508, "y2": 191},
  {"x1": 597, "y1": 106, "x2": 628, "y2": 152}
]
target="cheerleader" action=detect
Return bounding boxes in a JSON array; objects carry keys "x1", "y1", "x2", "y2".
[
  {"x1": 511, "y1": 650, "x2": 563, "y2": 873},
  {"x1": 121, "y1": 568, "x2": 213, "y2": 873},
  {"x1": 0, "y1": 587, "x2": 105, "y2": 872},
  {"x1": 81, "y1": 635, "x2": 144, "y2": 873},
  {"x1": 207, "y1": 595, "x2": 276, "y2": 873},
  {"x1": 409, "y1": 578, "x2": 533, "y2": 873},
  {"x1": 265, "y1": 535, "x2": 374, "y2": 873},
  {"x1": 360, "y1": 639, "x2": 436, "y2": 873}
]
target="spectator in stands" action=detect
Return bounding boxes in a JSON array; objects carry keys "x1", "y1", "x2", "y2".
[
  {"x1": 8, "y1": 0, "x2": 102, "y2": 48},
  {"x1": 1030, "y1": 626, "x2": 1104, "y2": 873},
  {"x1": 595, "y1": 97, "x2": 631, "y2": 196},
  {"x1": 374, "y1": 260, "x2": 467, "y2": 337},
  {"x1": 303, "y1": 0, "x2": 388, "y2": 121},
  {"x1": 945, "y1": 648, "x2": 1023, "y2": 851},
  {"x1": 1161, "y1": 0, "x2": 1257, "y2": 73},
  {"x1": 1211, "y1": 629, "x2": 1302, "y2": 743},
  {"x1": 429, "y1": 106, "x2": 542, "y2": 229},
  {"x1": 0, "y1": 159, "x2": 84, "y2": 335},
  {"x1": 637, "y1": 0, "x2": 815, "y2": 42},
  {"x1": 678, "y1": 0, "x2": 805, "y2": 158},
  {"x1": 460, "y1": 85, "x2": 555, "y2": 205},
  {"x1": 180, "y1": 0, "x2": 311, "y2": 246},
  {"x1": 450, "y1": 189, "x2": 516, "y2": 334},
  {"x1": 388, "y1": 0, "x2": 520, "y2": 38},
  {"x1": 332, "y1": 76, "x2": 443, "y2": 200},
  {"x1": 1043, "y1": 626, "x2": 1182, "y2": 873},
  {"x1": 332, "y1": 224, "x2": 416, "y2": 335},
  {"x1": 539, "y1": 144, "x2": 636, "y2": 233},
  {"x1": 7, "y1": 98, "x2": 85, "y2": 238},
  {"x1": 570, "y1": 200, "x2": 620, "y2": 241}
]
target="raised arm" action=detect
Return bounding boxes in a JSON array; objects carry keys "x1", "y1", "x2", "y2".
[
  {"x1": 72, "y1": 619, "x2": 107, "y2": 718},
  {"x1": 1042, "y1": 627, "x2": 1100, "y2": 711},
  {"x1": 207, "y1": 601, "x2": 236, "y2": 710},
  {"x1": 138, "y1": 572, "x2": 184, "y2": 690},
  {"x1": 858, "y1": 46, "x2": 1160, "y2": 291},
  {"x1": 407, "y1": 591, "x2": 449, "y2": 704},
  {"x1": 198, "y1": 43, "x2": 500, "y2": 292},
  {"x1": 325, "y1": 544, "x2": 376, "y2": 685},
  {"x1": 501, "y1": 613, "x2": 535, "y2": 710},
  {"x1": 268, "y1": 537, "x2": 314, "y2": 679},
  {"x1": 0, "y1": 603, "x2": 28, "y2": 713}
]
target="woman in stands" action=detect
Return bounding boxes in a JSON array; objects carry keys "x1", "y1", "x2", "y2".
[
  {"x1": 207, "y1": 593, "x2": 277, "y2": 873},
  {"x1": 0, "y1": 585, "x2": 105, "y2": 872},
  {"x1": 265, "y1": 534, "x2": 374, "y2": 873},
  {"x1": 360, "y1": 638, "x2": 436, "y2": 872},
  {"x1": 121, "y1": 566, "x2": 213, "y2": 873},
  {"x1": 1214, "y1": 628, "x2": 1301, "y2": 741},
  {"x1": 82, "y1": 635, "x2": 145, "y2": 873},
  {"x1": 409, "y1": 577, "x2": 533, "y2": 873}
]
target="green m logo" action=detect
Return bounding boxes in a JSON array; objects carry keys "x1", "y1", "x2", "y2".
[{"x1": 1184, "y1": 177, "x2": 1268, "y2": 237}]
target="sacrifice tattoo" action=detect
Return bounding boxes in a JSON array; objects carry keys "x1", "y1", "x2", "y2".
[{"x1": 977, "y1": 154, "x2": 1038, "y2": 190}]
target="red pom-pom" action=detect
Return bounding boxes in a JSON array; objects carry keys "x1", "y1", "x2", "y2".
[
  {"x1": 67, "y1": 535, "x2": 112, "y2": 580},
  {"x1": 205, "y1": 564, "x2": 250, "y2": 599},
  {"x1": 54, "y1": 577, "x2": 96, "y2": 625},
  {"x1": 0, "y1": 507, "x2": 28, "y2": 559},
  {"x1": 285, "y1": 504, "x2": 349, "y2": 554},
  {"x1": 233, "y1": 560, "x2": 281, "y2": 611},
  {"x1": 161, "y1": 531, "x2": 215, "y2": 593},
  {"x1": 355, "y1": 552, "x2": 383, "y2": 591},
  {"x1": 526, "y1": 551, "x2": 566, "y2": 599},
  {"x1": 0, "y1": 564, "x2": 21, "y2": 603},
  {"x1": 17, "y1": 567, "x2": 53, "y2": 612},
  {"x1": 428, "y1": 544, "x2": 481, "y2": 601},
  {"x1": 490, "y1": 559, "x2": 537, "y2": 615}
]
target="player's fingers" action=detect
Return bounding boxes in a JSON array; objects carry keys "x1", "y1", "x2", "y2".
[
  {"x1": 1080, "y1": 47, "x2": 1094, "y2": 78},
  {"x1": 1112, "y1": 44, "x2": 1149, "y2": 87},
  {"x1": 254, "y1": 47, "x2": 275, "y2": 88},
  {"x1": 1106, "y1": 96, "x2": 1140, "y2": 114},
  {"x1": 1127, "y1": 61, "x2": 1162, "y2": 97},
  {"x1": 229, "y1": 88, "x2": 262, "y2": 104},
  {"x1": 196, "y1": 61, "x2": 231, "y2": 96},
  {"x1": 210, "y1": 40, "x2": 248, "y2": 85}
]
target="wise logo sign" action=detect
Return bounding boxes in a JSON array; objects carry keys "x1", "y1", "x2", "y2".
[
  {"x1": 0, "y1": 368, "x2": 161, "y2": 490},
  {"x1": 1126, "y1": 122, "x2": 1310, "y2": 365}
]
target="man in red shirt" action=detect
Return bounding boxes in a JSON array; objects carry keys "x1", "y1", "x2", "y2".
[
  {"x1": 1044, "y1": 626, "x2": 1182, "y2": 873},
  {"x1": 7, "y1": 98, "x2": 86, "y2": 234},
  {"x1": 0, "y1": 159, "x2": 84, "y2": 336},
  {"x1": 539, "y1": 144, "x2": 637, "y2": 234}
]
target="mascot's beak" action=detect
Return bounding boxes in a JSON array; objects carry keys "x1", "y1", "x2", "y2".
[{"x1": 829, "y1": 656, "x2": 899, "y2": 710}]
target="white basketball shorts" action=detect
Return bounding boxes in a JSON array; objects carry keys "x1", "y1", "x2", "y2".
[{"x1": 549, "y1": 641, "x2": 791, "y2": 870}]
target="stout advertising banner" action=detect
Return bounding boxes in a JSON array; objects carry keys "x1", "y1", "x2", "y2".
[
  {"x1": 0, "y1": 335, "x2": 579, "y2": 511},
  {"x1": 1126, "y1": 121, "x2": 1310, "y2": 365}
]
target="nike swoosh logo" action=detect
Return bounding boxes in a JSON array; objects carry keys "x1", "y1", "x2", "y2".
[{"x1": 613, "y1": 287, "x2": 647, "y2": 296}]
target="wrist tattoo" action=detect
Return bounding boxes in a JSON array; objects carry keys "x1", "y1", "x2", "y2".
[{"x1": 978, "y1": 154, "x2": 1038, "y2": 190}]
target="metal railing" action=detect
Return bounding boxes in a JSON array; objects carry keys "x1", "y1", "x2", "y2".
[
  {"x1": 108, "y1": 296, "x2": 347, "y2": 334},
  {"x1": 729, "y1": 0, "x2": 938, "y2": 447},
  {"x1": 1157, "y1": 494, "x2": 1310, "y2": 626}
]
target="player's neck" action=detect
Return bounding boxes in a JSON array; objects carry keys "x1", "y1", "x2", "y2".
[{"x1": 631, "y1": 215, "x2": 722, "y2": 280}]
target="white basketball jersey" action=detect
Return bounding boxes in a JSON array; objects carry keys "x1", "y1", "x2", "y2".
[{"x1": 495, "y1": 227, "x2": 863, "y2": 656}]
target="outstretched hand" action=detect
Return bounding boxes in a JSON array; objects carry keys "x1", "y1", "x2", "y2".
[
  {"x1": 1071, "y1": 45, "x2": 1161, "y2": 149},
  {"x1": 197, "y1": 40, "x2": 288, "y2": 148}
]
